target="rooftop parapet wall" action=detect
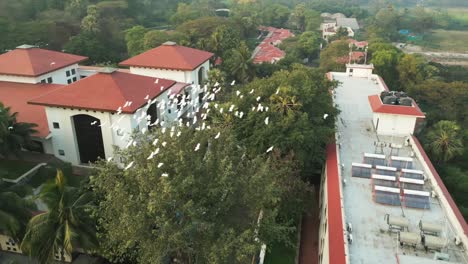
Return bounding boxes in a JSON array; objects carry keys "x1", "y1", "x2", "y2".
[{"x1": 410, "y1": 136, "x2": 468, "y2": 243}]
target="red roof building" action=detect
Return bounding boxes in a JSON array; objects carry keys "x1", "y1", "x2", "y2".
[
  {"x1": 253, "y1": 27, "x2": 294, "y2": 64},
  {"x1": 0, "y1": 82, "x2": 63, "y2": 138},
  {"x1": 0, "y1": 45, "x2": 87, "y2": 77},
  {"x1": 119, "y1": 42, "x2": 214, "y2": 71},
  {"x1": 368, "y1": 95, "x2": 425, "y2": 117},
  {"x1": 29, "y1": 70, "x2": 176, "y2": 113}
]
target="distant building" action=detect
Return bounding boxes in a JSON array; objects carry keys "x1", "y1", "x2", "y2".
[
  {"x1": 320, "y1": 15, "x2": 360, "y2": 41},
  {"x1": 252, "y1": 26, "x2": 294, "y2": 64},
  {"x1": 318, "y1": 64, "x2": 468, "y2": 264}
]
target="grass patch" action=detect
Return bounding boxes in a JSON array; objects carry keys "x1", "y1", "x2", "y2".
[
  {"x1": 415, "y1": 29, "x2": 468, "y2": 53},
  {"x1": 0, "y1": 159, "x2": 39, "y2": 180}
]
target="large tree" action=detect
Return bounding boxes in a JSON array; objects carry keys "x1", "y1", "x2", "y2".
[
  {"x1": 21, "y1": 170, "x2": 97, "y2": 264},
  {"x1": 425, "y1": 120, "x2": 464, "y2": 163},
  {"x1": 91, "y1": 127, "x2": 305, "y2": 263},
  {"x1": 0, "y1": 103, "x2": 38, "y2": 157},
  {"x1": 0, "y1": 184, "x2": 35, "y2": 240}
]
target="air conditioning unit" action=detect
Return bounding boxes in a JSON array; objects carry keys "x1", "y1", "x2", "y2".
[
  {"x1": 347, "y1": 234, "x2": 353, "y2": 244},
  {"x1": 343, "y1": 179, "x2": 347, "y2": 186},
  {"x1": 431, "y1": 191, "x2": 438, "y2": 198},
  {"x1": 347, "y1": 223, "x2": 353, "y2": 233}
]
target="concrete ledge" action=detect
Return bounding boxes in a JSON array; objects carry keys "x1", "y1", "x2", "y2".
[{"x1": 2, "y1": 163, "x2": 47, "y2": 184}]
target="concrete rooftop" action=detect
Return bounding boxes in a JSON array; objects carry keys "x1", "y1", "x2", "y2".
[{"x1": 331, "y1": 72, "x2": 468, "y2": 264}]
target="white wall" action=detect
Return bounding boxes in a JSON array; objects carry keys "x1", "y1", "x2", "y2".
[
  {"x1": 45, "y1": 107, "x2": 117, "y2": 165},
  {"x1": 0, "y1": 234, "x2": 22, "y2": 254},
  {"x1": 0, "y1": 64, "x2": 80, "y2": 85},
  {"x1": 129, "y1": 60, "x2": 210, "y2": 87},
  {"x1": 318, "y1": 171, "x2": 330, "y2": 264},
  {"x1": 373, "y1": 113, "x2": 417, "y2": 136},
  {"x1": 346, "y1": 66, "x2": 372, "y2": 78}
]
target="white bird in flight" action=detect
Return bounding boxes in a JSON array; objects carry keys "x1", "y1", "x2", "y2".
[
  {"x1": 323, "y1": 113, "x2": 329, "y2": 119},
  {"x1": 215, "y1": 132, "x2": 221, "y2": 139},
  {"x1": 161, "y1": 173, "x2": 169, "y2": 177},
  {"x1": 157, "y1": 162, "x2": 164, "y2": 168},
  {"x1": 231, "y1": 80, "x2": 236, "y2": 86},
  {"x1": 90, "y1": 121, "x2": 97, "y2": 125},
  {"x1": 124, "y1": 161, "x2": 134, "y2": 170},
  {"x1": 266, "y1": 146, "x2": 274, "y2": 153},
  {"x1": 194, "y1": 143, "x2": 201, "y2": 151},
  {"x1": 155, "y1": 78, "x2": 159, "y2": 84},
  {"x1": 264, "y1": 117, "x2": 269, "y2": 125}
]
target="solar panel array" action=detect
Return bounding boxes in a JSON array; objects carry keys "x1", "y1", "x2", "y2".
[{"x1": 352, "y1": 153, "x2": 431, "y2": 209}]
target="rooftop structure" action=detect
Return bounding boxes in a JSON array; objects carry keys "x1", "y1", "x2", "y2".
[
  {"x1": 336, "y1": 17, "x2": 360, "y2": 30},
  {"x1": 0, "y1": 45, "x2": 87, "y2": 77},
  {"x1": 119, "y1": 42, "x2": 214, "y2": 71},
  {"x1": 0, "y1": 81, "x2": 63, "y2": 138},
  {"x1": 29, "y1": 71, "x2": 176, "y2": 113},
  {"x1": 253, "y1": 26, "x2": 294, "y2": 64},
  {"x1": 318, "y1": 66, "x2": 468, "y2": 264}
]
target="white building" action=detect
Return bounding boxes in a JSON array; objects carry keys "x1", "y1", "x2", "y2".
[
  {"x1": 318, "y1": 66, "x2": 468, "y2": 264},
  {"x1": 321, "y1": 17, "x2": 359, "y2": 41},
  {"x1": 0, "y1": 45, "x2": 88, "y2": 154},
  {"x1": 29, "y1": 69, "x2": 186, "y2": 165},
  {"x1": 0, "y1": 45, "x2": 87, "y2": 85}
]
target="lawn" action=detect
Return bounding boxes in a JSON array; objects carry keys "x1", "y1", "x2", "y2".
[
  {"x1": 0, "y1": 159, "x2": 39, "y2": 180},
  {"x1": 446, "y1": 8, "x2": 468, "y2": 22},
  {"x1": 415, "y1": 29, "x2": 468, "y2": 53}
]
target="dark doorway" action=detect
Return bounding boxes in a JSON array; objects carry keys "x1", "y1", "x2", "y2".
[
  {"x1": 147, "y1": 103, "x2": 158, "y2": 129},
  {"x1": 73, "y1": 114, "x2": 105, "y2": 164},
  {"x1": 198, "y1": 67, "x2": 205, "y2": 86}
]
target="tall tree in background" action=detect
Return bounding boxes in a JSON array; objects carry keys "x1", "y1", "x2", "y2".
[
  {"x1": 92, "y1": 127, "x2": 303, "y2": 263},
  {"x1": 0, "y1": 103, "x2": 38, "y2": 157},
  {"x1": 125, "y1": 25, "x2": 147, "y2": 56},
  {"x1": 21, "y1": 170, "x2": 97, "y2": 264},
  {"x1": 426, "y1": 120, "x2": 464, "y2": 163},
  {"x1": 222, "y1": 41, "x2": 252, "y2": 83}
]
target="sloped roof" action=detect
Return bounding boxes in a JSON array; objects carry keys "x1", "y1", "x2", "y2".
[
  {"x1": 253, "y1": 26, "x2": 293, "y2": 64},
  {"x1": 119, "y1": 43, "x2": 214, "y2": 71},
  {"x1": 29, "y1": 70, "x2": 176, "y2": 113},
  {"x1": 0, "y1": 46, "x2": 87, "y2": 77},
  {"x1": 368, "y1": 95, "x2": 425, "y2": 117},
  {"x1": 336, "y1": 17, "x2": 360, "y2": 30},
  {"x1": 0, "y1": 81, "x2": 64, "y2": 138}
]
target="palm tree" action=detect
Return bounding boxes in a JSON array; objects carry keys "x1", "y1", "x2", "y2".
[
  {"x1": 0, "y1": 102, "x2": 38, "y2": 157},
  {"x1": 225, "y1": 41, "x2": 252, "y2": 83},
  {"x1": 426, "y1": 120, "x2": 464, "y2": 163},
  {"x1": 270, "y1": 88, "x2": 302, "y2": 116},
  {"x1": 0, "y1": 185, "x2": 36, "y2": 240},
  {"x1": 21, "y1": 170, "x2": 97, "y2": 264}
]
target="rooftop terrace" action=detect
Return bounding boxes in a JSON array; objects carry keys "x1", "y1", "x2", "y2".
[{"x1": 331, "y1": 72, "x2": 468, "y2": 264}]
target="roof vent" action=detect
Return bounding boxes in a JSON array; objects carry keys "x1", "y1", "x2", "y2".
[
  {"x1": 99, "y1": 67, "x2": 117, "y2": 74},
  {"x1": 16, "y1": 44, "x2": 36, "y2": 49},
  {"x1": 162, "y1": 41, "x2": 177, "y2": 46}
]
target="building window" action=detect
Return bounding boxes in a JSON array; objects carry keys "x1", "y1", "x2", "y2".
[
  {"x1": 40, "y1": 79, "x2": 46, "y2": 83},
  {"x1": 116, "y1": 129, "x2": 124, "y2": 136},
  {"x1": 71, "y1": 69, "x2": 76, "y2": 75},
  {"x1": 66, "y1": 70, "x2": 70, "y2": 77},
  {"x1": 67, "y1": 79, "x2": 72, "y2": 84},
  {"x1": 80, "y1": 75, "x2": 86, "y2": 79},
  {"x1": 53, "y1": 122, "x2": 60, "y2": 129},
  {"x1": 47, "y1": 77, "x2": 53, "y2": 83},
  {"x1": 72, "y1": 77, "x2": 77, "y2": 82},
  {"x1": 58, "y1": 149, "x2": 65, "y2": 156}
]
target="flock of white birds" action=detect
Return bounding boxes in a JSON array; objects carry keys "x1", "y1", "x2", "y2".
[{"x1": 89, "y1": 77, "x2": 329, "y2": 177}]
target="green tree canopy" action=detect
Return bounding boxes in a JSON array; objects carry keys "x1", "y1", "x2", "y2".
[
  {"x1": 425, "y1": 120, "x2": 464, "y2": 163},
  {"x1": 91, "y1": 127, "x2": 305, "y2": 263}
]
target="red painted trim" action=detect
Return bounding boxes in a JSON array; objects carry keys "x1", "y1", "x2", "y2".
[
  {"x1": 326, "y1": 143, "x2": 347, "y2": 264},
  {"x1": 411, "y1": 135, "x2": 468, "y2": 235}
]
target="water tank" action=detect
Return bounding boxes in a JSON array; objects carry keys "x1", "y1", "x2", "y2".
[
  {"x1": 399, "y1": 97, "x2": 413, "y2": 106},
  {"x1": 383, "y1": 96, "x2": 398, "y2": 105}
]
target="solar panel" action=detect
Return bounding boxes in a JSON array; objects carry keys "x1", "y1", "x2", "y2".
[
  {"x1": 363, "y1": 153, "x2": 386, "y2": 167},
  {"x1": 390, "y1": 156, "x2": 413, "y2": 170},
  {"x1": 352, "y1": 163, "x2": 372, "y2": 178},
  {"x1": 375, "y1": 190, "x2": 401, "y2": 205},
  {"x1": 404, "y1": 194, "x2": 430, "y2": 209},
  {"x1": 375, "y1": 165, "x2": 397, "y2": 176},
  {"x1": 374, "y1": 186, "x2": 401, "y2": 205},
  {"x1": 401, "y1": 169, "x2": 424, "y2": 180}
]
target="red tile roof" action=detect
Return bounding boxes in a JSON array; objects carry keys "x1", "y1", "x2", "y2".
[
  {"x1": 29, "y1": 71, "x2": 176, "y2": 114},
  {"x1": 347, "y1": 39, "x2": 368, "y2": 48},
  {"x1": 336, "y1": 51, "x2": 365, "y2": 64},
  {"x1": 253, "y1": 26, "x2": 294, "y2": 64},
  {"x1": 0, "y1": 81, "x2": 63, "y2": 138},
  {"x1": 368, "y1": 95, "x2": 425, "y2": 117},
  {"x1": 0, "y1": 46, "x2": 87, "y2": 77},
  {"x1": 169, "y1": 82, "x2": 190, "y2": 95},
  {"x1": 326, "y1": 143, "x2": 347, "y2": 264},
  {"x1": 411, "y1": 136, "x2": 468, "y2": 235},
  {"x1": 119, "y1": 43, "x2": 214, "y2": 71}
]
